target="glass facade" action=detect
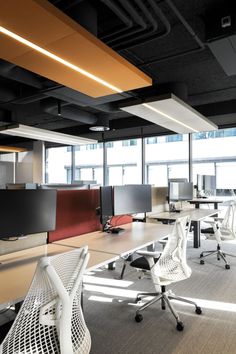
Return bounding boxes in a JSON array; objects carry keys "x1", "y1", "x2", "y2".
[{"x1": 45, "y1": 127, "x2": 236, "y2": 195}]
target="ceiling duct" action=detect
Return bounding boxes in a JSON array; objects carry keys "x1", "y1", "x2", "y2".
[
  {"x1": 0, "y1": 60, "x2": 43, "y2": 88},
  {"x1": 41, "y1": 99, "x2": 97, "y2": 124}
]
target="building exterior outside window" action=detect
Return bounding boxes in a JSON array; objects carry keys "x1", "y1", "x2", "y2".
[{"x1": 45, "y1": 127, "x2": 236, "y2": 195}]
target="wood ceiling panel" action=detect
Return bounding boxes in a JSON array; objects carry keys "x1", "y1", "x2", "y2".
[{"x1": 0, "y1": 0, "x2": 152, "y2": 97}]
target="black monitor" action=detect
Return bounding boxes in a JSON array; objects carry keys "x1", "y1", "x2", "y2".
[
  {"x1": 0, "y1": 189, "x2": 57, "y2": 239},
  {"x1": 113, "y1": 185, "x2": 152, "y2": 215},
  {"x1": 168, "y1": 181, "x2": 193, "y2": 202},
  {"x1": 99, "y1": 184, "x2": 152, "y2": 231}
]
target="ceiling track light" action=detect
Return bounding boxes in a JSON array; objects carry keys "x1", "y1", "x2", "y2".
[
  {"x1": 120, "y1": 94, "x2": 218, "y2": 134},
  {"x1": 0, "y1": 124, "x2": 97, "y2": 146}
]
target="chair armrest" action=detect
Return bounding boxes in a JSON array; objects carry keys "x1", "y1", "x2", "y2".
[{"x1": 136, "y1": 250, "x2": 160, "y2": 258}]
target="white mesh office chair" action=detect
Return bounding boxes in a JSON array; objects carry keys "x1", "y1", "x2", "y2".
[
  {"x1": 200, "y1": 201, "x2": 236, "y2": 269},
  {"x1": 0, "y1": 247, "x2": 91, "y2": 354},
  {"x1": 133, "y1": 216, "x2": 202, "y2": 331}
]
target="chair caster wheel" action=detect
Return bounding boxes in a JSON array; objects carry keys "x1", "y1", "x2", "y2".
[
  {"x1": 225, "y1": 264, "x2": 230, "y2": 269},
  {"x1": 195, "y1": 306, "x2": 202, "y2": 315},
  {"x1": 135, "y1": 297, "x2": 141, "y2": 303},
  {"x1": 176, "y1": 321, "x2": 184, "y2": 331},
  {"x1": 200, "y1": 253, "x2": 203, "y2": 258},
  {"x1": 200, "y1": 259, "x2": 205, "y2": 265},
  {"x1": 135, "y1": 313, "x2": 143, "y2": 322}
]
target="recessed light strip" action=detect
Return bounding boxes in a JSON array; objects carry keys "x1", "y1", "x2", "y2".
[
  {"x1": 142, "y1": 103, "x2": 199, "y2": 133},
  {"x1": 0, "y1": 26, "x2": 123, "y2": 94}
]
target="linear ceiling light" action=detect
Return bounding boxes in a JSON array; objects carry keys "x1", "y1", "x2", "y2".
[
  {"x1": 0, "y1": 0, "x2": 152, "y2": 97},
  {"x1": 120, "y1": 94, "x2": 218, "y2": 134},
  {"x1": 0, "y1": 26, "x2": 122, "y2": 94},
  {"x1": 0, "y1": 145, "x2": 27, "y2": 153},
  {"x1": 0, "y1": 124, "x2": 97, "y2": 146}
]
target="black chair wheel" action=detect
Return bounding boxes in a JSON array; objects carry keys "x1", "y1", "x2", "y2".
[
  {"x1": 176, "y1": 321, "x2": 184, "y2": 331},
  {"x1": 195, "y1": 306, "x2": 202, "y2": 315},
  {"x1": 200, "y1": 253, "x2": 203, "y2": 258},
  {"x1": 135, "y1": 313, "x2": 143, "y2": 322},
  {"x1": 200, "y1": 259, "x2": 205, "y2": 265},
  {"x1": 225, "y1": 264, "x2": 230, "y2": 270},
  {"x1": 135, "y1": 297, "x2": 141, "y2": 303}
]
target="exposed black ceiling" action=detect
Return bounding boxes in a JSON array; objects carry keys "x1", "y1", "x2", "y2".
[{"x1": 0, "y1": 0, "x2": 236, "y2": 147}]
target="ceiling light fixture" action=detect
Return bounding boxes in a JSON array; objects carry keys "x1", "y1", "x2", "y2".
[
  {"x1": 89, "y1": 126, "x2": 110, "y2": 132},
  {"x1": 0, "y1": 124, "x2": 97, "y2": 146},
  {"x1": 120, "y1": 94, "x2": 218, "y2": 134},
  {"x1": 0, "y1": 0, "x2": 152, "y2": 97},
  {"x1": 0, "y1": 145, "x2": 27, "y2": 153},
  {"x1": 0, "y1": 26, "x2": 122, "y2": 94}
]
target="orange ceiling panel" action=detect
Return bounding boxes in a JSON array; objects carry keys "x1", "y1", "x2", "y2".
[{"x1": 0, "y1": 0, "x2": 152, "y2": 97}]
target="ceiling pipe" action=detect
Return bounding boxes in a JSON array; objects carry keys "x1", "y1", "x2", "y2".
[
  {"x1": 0, "y1": 60, "x2": 43, "y2": 89},
  {"x1": 41, "y1": 99, "x2": 97, "y2": 124},
  {"x1": 112, "y1": 0, "x2": 171, "y2": 50},
  {"x1": 138, "y1": 0, "x2": 205, "y2": 67},
  {"x1": 106, "y1": 0, "x2": 148, "y2": 45}
]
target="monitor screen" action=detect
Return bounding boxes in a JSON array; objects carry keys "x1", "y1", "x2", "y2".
[
  {"x1": 0, "y1": 190, "x2": 57, "y2": 239},
  {"x1": 100, "y1": 186, "x2": 113, "y2": 217},
  {"x1": 113, "y1": 184, "x2": 152, "y2": 215},
  {"x1": 169, "y1": 182, "x2": 193, "y2": 202},
  {"x1": 197, "y1": 175, "x2": 216, "y2": 190}
]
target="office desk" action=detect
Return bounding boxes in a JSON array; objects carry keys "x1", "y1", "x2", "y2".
[
  {"x1": 148, "y1": 209, "x2": 218, "y2": 248},
  {"x1": 0, "y1": 244, "x2": 118, "y2": 310},
  {"x1": 188, "y1": 198, "x2": 224, "y2": 209},
  {"x1": 54, "y1": 222, "x2": 172, "y2": 257}
]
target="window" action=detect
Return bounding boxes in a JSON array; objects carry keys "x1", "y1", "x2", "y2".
[
  {"x1": 74, "y1": 142, "x2": 103, "y2": 185},
  {"x1": 192, "y1": 127, "x2": 236, "y2": 193},
  {"x1": 46, "y1": 147, "x2": 72, "y2": 183},
  {"x1": 145, "y1": 133, "x2": 189, "y2": 186},
  {"x1": 105, "y1": 139, "x2": 142, "y2": 185}
]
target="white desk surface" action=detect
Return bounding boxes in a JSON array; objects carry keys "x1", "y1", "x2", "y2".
[
  {"x1": 54, "y1": 222, "x2": 172, "y2": 257},
  {"x1": 0, "y1": 244, "x2": 118, "y2": 310},
  {"x1": 148, "y1": 208, "x2": 218, "y2": 221}
]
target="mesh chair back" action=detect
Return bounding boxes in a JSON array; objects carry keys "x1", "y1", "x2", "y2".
[
  {"x1": 152, "y1": 215, "x2": 191, "y2": 284},
  {"x1": 220, "y1": 201, "x2": 236, "y2": 239},
  {"x1": 0, "y1": 247, "x2": 91, "y2": 354}
]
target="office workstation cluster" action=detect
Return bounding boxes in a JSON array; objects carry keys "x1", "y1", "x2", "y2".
[
  {"x1": 1, "y1": 179, "x2": 235, "y2": 352},
  {"x1": 1, "y1": 0, "x2": 236, "y2": 353}
]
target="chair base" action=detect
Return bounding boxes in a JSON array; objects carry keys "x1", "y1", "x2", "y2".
[
  {"x1": 200, "y1": 244, "x2": 234, "y2": 269},
  {"x1": 135, "y1": 286, "x2": 201, "y2": 331}
]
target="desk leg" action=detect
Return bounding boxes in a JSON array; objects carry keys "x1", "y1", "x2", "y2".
[
  {"x1": 195, "y1": 204, "x2": 200, "y2": 209},
  {"x1": 192, "y1": 220, "x2": 200, "y2": 248},
  {"x1": 214, "y1": 202, "x2": 218, "y2": 209}
]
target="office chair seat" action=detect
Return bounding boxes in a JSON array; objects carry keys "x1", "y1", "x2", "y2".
[
  {"x1": 200, "y1": 201, "x2": 236, "y2": 269},
  {"x1": 132, "y1": 216, "x2": 202, "y2": 331},
  {"x1": 0, "y1": 247, "x2": 91, "y2": 354}
]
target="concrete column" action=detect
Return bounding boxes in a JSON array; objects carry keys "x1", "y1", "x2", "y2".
[{"x1": 33, "y1": 141, "x2": 45, "y2": 183}]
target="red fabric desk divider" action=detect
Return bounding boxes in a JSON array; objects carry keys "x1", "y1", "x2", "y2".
[{"x1": 48, "y1": 189, "x2": 101, "y2": 242}]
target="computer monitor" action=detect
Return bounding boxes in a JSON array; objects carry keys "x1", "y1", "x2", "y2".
[
  {"x1": 197, "y1": 175, "x2": 216, "y2": 191},
  {"x1": 99, "y1": 184, "x2": 152, "y2": 231},
  {"x1": 0, "y1": 190, "x2": 57, "y2": 239},
  {"x1": 168, "y1": 181, "x2": 193, "y2": 202},
  {"x1": 113, "y1": 185, "x2": 152, "y2": 215}
]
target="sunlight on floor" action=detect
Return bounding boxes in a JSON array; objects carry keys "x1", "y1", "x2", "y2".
[{"x1": 83, "y1": 275, "x2": 133, "y2": 288}]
